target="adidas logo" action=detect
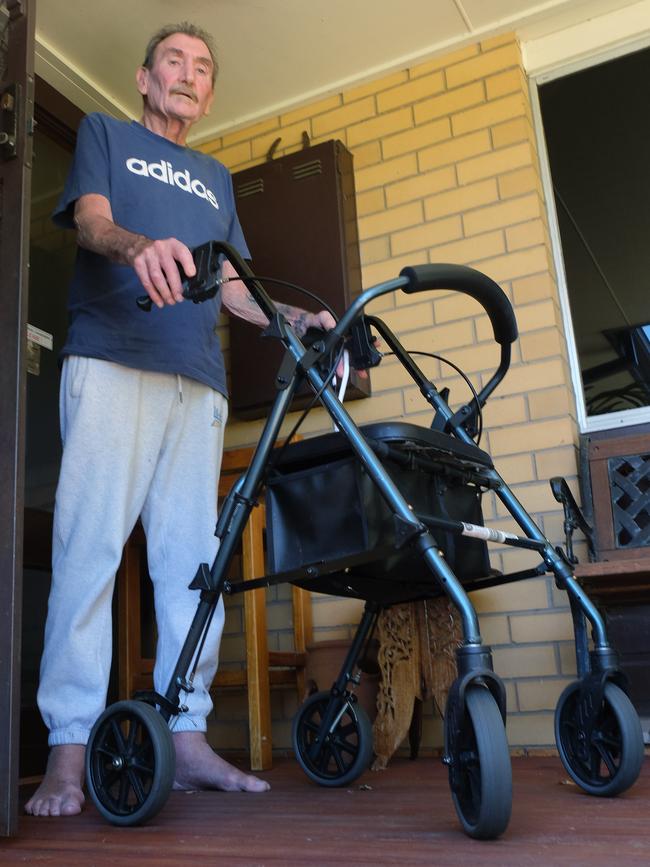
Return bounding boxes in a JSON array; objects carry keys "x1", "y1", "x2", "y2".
[{"x1": 126, "y1": 157, "x2": 220, "y2": 210}]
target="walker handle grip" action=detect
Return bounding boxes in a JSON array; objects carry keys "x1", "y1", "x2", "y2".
[{"x1": 399, "y1": 264, "x2": 518, "y2": 345}]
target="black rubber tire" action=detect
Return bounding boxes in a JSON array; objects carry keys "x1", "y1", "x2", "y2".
[
  {"x1": 555, "y1": 680, "x2": 644, "y2": 797},
  {"x1": 292, "y1": 690, "x2": 373, "y2": 787},
  {"x1": 85, "y1": 700, "x2": 175, "y2": 826},
  {"x1": 447, "y1": 685, "x2": 512, "y2": 840}
]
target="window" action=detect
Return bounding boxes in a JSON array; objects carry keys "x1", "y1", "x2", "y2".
[{"x1": 537, "y1": 47, "x2": 650, "y2": 427}]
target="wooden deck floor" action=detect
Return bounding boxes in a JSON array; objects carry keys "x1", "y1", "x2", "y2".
[{"x1": 4, "y1": 755, "x2": 650, "y2": 865}]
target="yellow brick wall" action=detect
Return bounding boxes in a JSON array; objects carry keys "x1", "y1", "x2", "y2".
[{"x1": 203, "y1": 33, "x2": 582, "y2": 752}]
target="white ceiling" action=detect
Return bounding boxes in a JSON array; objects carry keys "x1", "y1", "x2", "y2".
[{"x1": 35, "y1": 0, "x2": 639, "y2": 144}]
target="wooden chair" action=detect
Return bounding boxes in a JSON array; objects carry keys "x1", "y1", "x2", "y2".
[{"x1": 117, "y1": 444, "x2": 313, "y2": 770}]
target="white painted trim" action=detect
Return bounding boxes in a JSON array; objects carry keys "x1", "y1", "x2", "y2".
[
  {"x1": 528, "y1": 37, "x2": 650, "y2": 434},
  {"x1": 528, "y1": 81, "x2": 588, "y2": 431},
  {"x1": 522, "y1": 0, "x2": 650, "y2": 78}
]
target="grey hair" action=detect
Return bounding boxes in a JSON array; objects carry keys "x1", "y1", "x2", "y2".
[{"x1": 142, "y1": 22, "x2": 218, "y2": 86}]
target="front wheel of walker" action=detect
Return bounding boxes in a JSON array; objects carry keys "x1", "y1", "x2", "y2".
[
  {"x1": 292, "y1": 690, "x2": 373, "y2": 787},
  {"x1": 445, "y1": 684, "x2": 512, "y2": 839},
  {"x1": 85, "y1": 699, "x2": 175, "y2": 826}
]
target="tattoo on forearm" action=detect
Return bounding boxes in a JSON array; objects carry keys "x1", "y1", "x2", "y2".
[{"x1": 276, "y1": 303, "x2": 309, "y2": 337}]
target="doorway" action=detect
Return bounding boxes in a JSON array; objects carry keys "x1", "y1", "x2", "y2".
[{"x1": 20, "y1": 81, "x2": 78, "y2": 777}]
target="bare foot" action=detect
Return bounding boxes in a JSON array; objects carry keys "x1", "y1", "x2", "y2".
[
  {"x1": 172, "y1": 731, "x2": 270, "y2": 793},
  {"x1": 24, "y1": 744, "x2": 86, "y2": 817}
]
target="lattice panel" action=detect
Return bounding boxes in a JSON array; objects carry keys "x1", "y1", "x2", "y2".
[{"x1": 609, "y1": 453, "x2": 650, "y2": 548}]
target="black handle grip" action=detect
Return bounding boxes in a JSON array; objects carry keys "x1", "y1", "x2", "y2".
[{"x1": 399, "y1": 264, "x2": 518, "y2": 345}]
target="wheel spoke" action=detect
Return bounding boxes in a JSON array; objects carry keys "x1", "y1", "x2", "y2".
[
  {"x1": 127, "y1": 768, "x2": 147, "y2": 805},
  {"x1": 110, "y1": 719, "x2": 128, "y2": 755}
]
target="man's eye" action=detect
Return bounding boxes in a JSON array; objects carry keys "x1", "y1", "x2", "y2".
[{"x1": 197, "y1": 66, "x2": 208, "y2": 75}]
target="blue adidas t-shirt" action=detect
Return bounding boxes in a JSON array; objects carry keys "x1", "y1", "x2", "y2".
[{"x1": 53, "y1": 112, "x2": 250, "y2": 396}]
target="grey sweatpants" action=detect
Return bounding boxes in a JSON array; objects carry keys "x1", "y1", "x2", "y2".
[{"x1": 38, "y1": 356, "x2": 228, "y2": 746}]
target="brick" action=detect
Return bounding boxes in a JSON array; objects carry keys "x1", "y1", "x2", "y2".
[
  {"x1": 419, "y1": 129, "x2": 491, "y2": 172},
  {"x1": 386, "y1": 165, "x2": 456, "y2": 208},
  {"x1": 351, "y1": 140, "x2": 382, "y2": 169},
  {"x1": 475, "y1": 246, "x2": 550, "y2": 283},
  {"x1": 382, "y1": 116, "x2": 451, "y2": 160},
  {"x1": 495, "y1": 358, "x2": 567, "y2": 397},
  {"x1": 510, "y1": 611, "x2": 574, "y2": 643},
  {"x1": 478, "y1": 614, "x2": 510, "y2": 645},
  {"x1": 470, "y1": 578, "x2": 548, "y2": 614},
  {"x1": 516, "y1": 299, "x2": 558, "y2": 333},
  {"x1": 360, "y1": 236, "x2": 391, "y2": 266},
  {"x1": 498, "y1": 166, "x2": 542, "y2": 199},
  {"x1": 489, "y1": 417, "x2": 576, "y2": 457},
  {"x1": 435, "y1": 290, "x2": 494, "y2": 324},
  {"x1": 381, "y1": 300, "x2": 435, "y2": 334},
  {"x1": 506, "y1": 712, "x2": 554, "y2": 747},
  {"x1": 370, "y1": 359, "x2": 418, "y2": 392},
  {"x1": 310, "y1": 128, "x2": 348, "y2": 148},
  {"x1": 358, "y1": 201, "x2": 422, "y2": 241},
  {"x1": 362, "y1": 251, "x2": 428, "y2": 287},
  {"x1": 493, "y1": 116, "x2": 534, "y2": 149},
  {"x1": 445, "y1": 341, "x2": 502, "y2": 375},
  {"x1": 221, "y1": 115, "x2": 279, "y2": 148},
  {"x1": 480, "y1": 32, "x2": 517, "y2": 52},
  {"x1": 481, "y1": 394, "x2": 528, "y2": 427},
  {"x1": 458, "y1": 142, "x2": 533, "y2": 185},
  {"x1": 280, "y1": 94, "x2": 341, "y2": 126},
  {"x1": 377, "y1": 71, "x2": 445, "y2": 113},
  {"x1": 424, "y1": 177, "x2": 498, "y2": 222},
  {"x1": 413, "y1": 81, "x2": 485, "y2": 125},
  {"x1": 347, "y1": 107, "x2": 413, "y2": 148},
  {"x1": 535, "y1": 446, "x2": 578, "y2": 481},
  {"x1": 311, "y1": 97, "x2": 376, "y2": 139},
  {"x1": 446, "y1": 43, "x2": 522, "y2": 89},
  {"x1": 418, "y1": 318, "x2": 474, "y2": 351},
  {"x1": 428, "y1": 230, "x2": 505, "y2": 266},
  {"x1": 506, "y1": 218, "x2": 546, "y2": 252},
  {"x1": 486, "y1": 67, "x2": 527, "y2": 101},
  {"x1": 392, "y1": 214, "x2": 462, "y2": 257},
  {"x1": 348, "y1": 390, "x2": 406, "y2": 425},
  {"x1": 520, "y1": 329, "x2": 565, "y2": 363},
  {"x1": 356, "y1": 188, "x2": 385, "y2": 218},
  {"x1": 355, "y1": 153, "x2": 418, "y2": 193},
  {"x1": 452, "y1": 93, "x2": 527, "y2": 137},
  {"x1": 517, "y1": 677, "x2": 574, "y2": 712},
  {"x1": 210, "y1": 139, "x2": 251, "y2": 170},
  {"x1": 343, "y1": 70, "x2": 408, "y2": 103},
  {"x1": 512, "y1": 271, "x2": 558, "y2": 305},
  {"x1": 489, "y1": 452, "x2": 535, "y2": 484},
  {"x1": 464, "y1": 193, "x2": 540, "y2": 237},
  {"x1": 410, "y1": 44, "x2": 479, "y2": 78},
  {"x1": 493, "y1": 643, "x2": 557, "y2": 677}
]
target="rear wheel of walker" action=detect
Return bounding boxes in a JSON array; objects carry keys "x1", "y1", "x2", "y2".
[
  {"x1": 447, "y1": 685, "x2": 512, "y2": 839},
  {"x1": 85, "y1": 700, "x2": 175, "y2": 826},
  {"x1": 292, "y1": 690, "x2": 373, "y2": 787},
  {"x1": 555, "y1": 680, "x2": 644, "y2": 797}
]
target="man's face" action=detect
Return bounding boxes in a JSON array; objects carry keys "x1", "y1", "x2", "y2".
[{"x1": 136, "y1": 32, "x2": 214, "y2": 125}]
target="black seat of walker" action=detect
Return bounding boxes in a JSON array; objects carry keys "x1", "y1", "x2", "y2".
[{"x1": 270, "y1": 422, "x2": 493, "y2": 474}]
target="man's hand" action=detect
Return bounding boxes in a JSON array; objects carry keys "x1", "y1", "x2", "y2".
[
  {"x1": 74, "y1": 193, "x2": 196, "y2": 309},
  {"x1": 130, "y1": 237, "x2": 197, "y2": 309}
]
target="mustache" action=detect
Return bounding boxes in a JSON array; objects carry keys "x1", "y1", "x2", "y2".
[{"x1": 171, "y1": 88, "x2": 197, "y2": 101}]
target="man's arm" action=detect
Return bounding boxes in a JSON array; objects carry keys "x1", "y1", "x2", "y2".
[
  {"x1": 220, "y1": 259, "x2": 336, "y2": 335},
  {"x1": 73, "y1": 193, "x2": 197, "y2": 309}
]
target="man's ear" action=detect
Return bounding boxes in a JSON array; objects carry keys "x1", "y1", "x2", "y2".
[
  {"x1": 203, "y1": 89, "x2": 215, "y2": 118},
  {"x1": 136, "y1": 66, "x2": 149, "y2": 97}
]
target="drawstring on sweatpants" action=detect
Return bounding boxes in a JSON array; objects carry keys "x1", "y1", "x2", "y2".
[{"x1": 177, "y1": 374, "x2": 184, "y2": 404}]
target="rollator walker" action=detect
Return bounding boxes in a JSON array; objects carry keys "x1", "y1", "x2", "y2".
[{"x1": 84, "y1": 241, "x2": 644, "y2": 839}]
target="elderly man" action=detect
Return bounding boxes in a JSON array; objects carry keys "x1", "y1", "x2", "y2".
[{"x1": 26, "y1": 22, "x2": 335, "y2": 817}]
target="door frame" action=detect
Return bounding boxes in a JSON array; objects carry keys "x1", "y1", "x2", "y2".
[{"x1": 0, "y1": 0, "x2": 35, "y2": 838}]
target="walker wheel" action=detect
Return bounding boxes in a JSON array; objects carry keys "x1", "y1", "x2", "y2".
[
  {"x1": 555, "y1": 680, "x2": 644, "y2": 797},
  {"x1": 292, "y1": 690, "x2": 373, "y2": 787},
  {"x1": 85, "y1": 700, "x2": 175, "y2": 826},
  {"x1": 445, "y1": 684, "x2": 512, "y2": 839}
]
